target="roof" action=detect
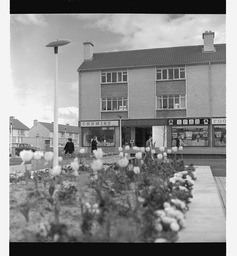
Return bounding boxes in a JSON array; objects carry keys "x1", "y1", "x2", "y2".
[
  {"x1": 39, "y1": 122, "x2": 79, "y2": 134},
  {"x1": 78, "y1": 44, "x2": 226, "y2": 71},
  {"x1": 9, "y1": 118, "x2": 29, "y2": 130}
]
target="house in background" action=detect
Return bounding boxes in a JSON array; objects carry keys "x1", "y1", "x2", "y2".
[
  {"x1": 9, "y1": 116, "x2": 30, "y2": 144},
  {"x1": 27, "y1": 120, "x2": 80, "y2": 151},
  {"x1": 77, "y1": 31, "x2": 226, "y2": 153}
]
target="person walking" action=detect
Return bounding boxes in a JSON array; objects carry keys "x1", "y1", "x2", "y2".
[
  {"x1": 63, "y1": 138, "x2": 74, "y2": 157},
  {"x1": 91, "y1": 136, "x2": 99, "y2": 153}
]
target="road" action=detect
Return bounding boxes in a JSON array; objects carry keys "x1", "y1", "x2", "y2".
[{"x1": 9, "y1": 157, "x2": 226, "y2": 177}]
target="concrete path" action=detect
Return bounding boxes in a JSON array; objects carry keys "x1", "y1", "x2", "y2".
[{"x1": 177, "y1": 166, "x2": 226, "y2": 242}]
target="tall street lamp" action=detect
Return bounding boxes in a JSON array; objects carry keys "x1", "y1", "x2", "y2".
[{"x1": 46, "y1": 39, "x2": 71, "y2": 168}]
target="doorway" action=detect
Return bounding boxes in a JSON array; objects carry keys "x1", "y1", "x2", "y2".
[{"x1": 135, "y1": 127, "x2": 152, "y2": 147}]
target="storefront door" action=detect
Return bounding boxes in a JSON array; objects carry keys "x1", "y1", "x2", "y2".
[{"x1": 135, "y1": 127, "x2": 152, "y2": 147}]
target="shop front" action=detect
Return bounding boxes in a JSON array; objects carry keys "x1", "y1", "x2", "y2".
[
  {"x1": 80, "y1": 120, "x2": 119, "y2": 152},
  {"x1": 212, "y1": 118, "x2": 226, "y2": 147},
  {"x1": 167, "y1": 118, "x2": 211, "y2": 147}
]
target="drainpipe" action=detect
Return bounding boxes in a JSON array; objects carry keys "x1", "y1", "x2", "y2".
[{"x1": 208, "y1": 61, "x2": 213, "y2": 147}]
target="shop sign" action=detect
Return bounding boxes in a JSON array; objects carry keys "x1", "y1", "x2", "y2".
[
  {"x1": 212, "y1": 118, "x2": 226, "y2": 125},
  {"x1": 80, "y1": 120, "x2": 119, "y2": 127},
  {"x1": 168, "y1": 118, "x2": 210, "y2": 126}
]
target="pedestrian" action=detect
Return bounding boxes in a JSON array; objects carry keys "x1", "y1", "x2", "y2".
[
  {"x1": 175, "y1": 135, "x2": 180, "y2": 147},
  {"x1": 146, "y1": 135, "x2": 154, "y2": 149},
  {"x1": 91, "y1": 136, "x2": 99, "y2": 153},
  {"x1": 63, "y1": 138, "x2": 74, "y2": 157}
]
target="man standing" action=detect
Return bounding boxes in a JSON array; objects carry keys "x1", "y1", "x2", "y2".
[{"x1": 64, "y1": 138, "x2": 74, "y2": 157}]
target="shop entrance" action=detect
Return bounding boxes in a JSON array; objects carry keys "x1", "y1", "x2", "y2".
[{"x1": 135, "y1": 127, "x2": 152, "y2": 147}]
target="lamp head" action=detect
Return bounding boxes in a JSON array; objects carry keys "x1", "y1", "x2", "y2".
[{"x1": 46, "y1": 39, "x2": 71, "y2": 54}]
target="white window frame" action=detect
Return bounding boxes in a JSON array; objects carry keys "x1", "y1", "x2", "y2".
[
  {"x1": 101, "y1": 71, "x2": 128, "y2": 84},
  {"x1": 101, "y1": 97, "x2": 128, "y2": 112},
  {"x1": 156, "y1": 67, "x2": 186, "y2": 81},
  {"x1": 156, "y1": 95, "x2": 186, "y2": 110}
]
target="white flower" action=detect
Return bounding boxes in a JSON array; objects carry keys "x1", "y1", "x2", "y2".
[
  {"x1": 94, "y1": 174, "x2": 98, "y2": 180},
  {"x1": 154, "y1": 210, "x2": 166, "y2": 217},
  {"x1": 93, "y1": 149, "x2": 104, "y2": 159},
  {"x1": 119, "y1": 152, "x2": 124, "y2": 158},
  {"x1": 167, "y1": 149, "x2": 172, "y2": 154},
  {"x1": 33, "y1": 151, "x2": 43, "y2": 160},
  {"x1": 170, "y1": 222, "x2": 180, "y2": 232},
  {"x1": 79, "y1": 148, "x2": 85, "y2": 154},
  {"x1": 163, "y1": 202, "x2": 171, "y2": 209},
  {"x1": 145, "y1": 147, "x2": 151, "y2": 152},
  {"x1": 44, "y1": 151, "x2": 53, "y2": 162},
  {"x1": 118, "y1": 147, "x2": 123, "y2": 152},
  {"x1": 117, "y1": 157, "x2": 129, "y2": 168},
  {"x1": 163, "y1": 152, "x2": 167, "y2": 157},
  {"x1": 172, "y1": 146, "x2": 178, "y2": 152},
  {"x1": 140, "y1": 147, "x2": 145, "y2": 152},
  {"x1": 169, "y1": 177, "x2": 176, "y2": 184},
  {"x1": 135, "y1": 152, "x2": 143, "y2": 160},
  {"x1": 20, "y1": 150, "x2": 34, "y2": 163},
  {"x1": 154, "y1": 238, "x2": 168, "y2": 243},
  {"x1": 133, "y1": 146, "x2": 138, "y2": 151},
  {"x1": 155, "y1": 222, "x2": 163, "y2": 232},
  {"x1": 157, "y1": 153, "x2": 163, "y2": 160},
  {"x1": 133, "y1": 166, "x2": 140, "y2": 174},
  {"x1": 125, "y1": 145, "x2": 130, "y2": 151},
  {"x1": 179, "y1": 146, "x2": 183, "y2": 151},
  {"x1": 137, "y1": 196, "x2": 145, "y2": 203},
  {"x1": 58, "y1": 156, "x2": 63, "y2": 162},
  {"x1": 71, "y1": 161, "x2": 79, "y2": 172},
  {"x1": 51, "y1": 165, "x2": 61, "y2": 176},
  {"x1": 161, "y1": 216, "x2": 176, "y2": 225},
  {"x1": 128, "y1": 164, "x2": 134, "y2": 171},
  {"x1": 91, "y1": 159, "x2": 103, "y2": 171},
  {"x1": 159, "y1": 146, "x2": 165, "y2": 152},
  {"x1": 125, "y1": 153, "x2": 128, "y2": 157},
  {"x1": 140, "y1": 160, "x2": 144, "y2": 164},
  {"x1": 151, "y1": 149, "x2": 156, "y2": 154}
]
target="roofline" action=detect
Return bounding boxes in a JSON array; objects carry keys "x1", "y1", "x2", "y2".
[{"x1": 78, "y1": 59, "x2": 226, "y2": 72}]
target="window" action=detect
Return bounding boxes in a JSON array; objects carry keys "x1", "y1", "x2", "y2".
[
  {"x1": 156, "y1": 67, "x2": 186, "y2": 81},
  {"x1": 82, "y1": 127, "x2": 115, "y2": 147},
  {"x1": 156, "y1": 95, "x2": 186, "y2": 110},
  {"x1": 101, "y1": 97, "x2": 128, "y2": 111},
  {"x1": 101, "y1": 71, "x2": 128, "y2": 83},
  {"x1": 213, "y1": 125, "x2": 226, "y2": 147},
  {"x1": 172, "y1": 126, "x2": 209, "y2": 147}
]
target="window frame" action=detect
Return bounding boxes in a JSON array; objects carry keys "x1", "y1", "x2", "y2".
[
  {"x1": 156, "y1": 94, "x2": 186, "y2": 110},
  {"x1": 101, "y1": 71, "x2": 128, "y2": 84},
  {"x1": 101, "y1": 97, "x2": 128, "y2": 112},
  {"x1": 156, "y1": 67, "x2": 186, "y2": 81}
]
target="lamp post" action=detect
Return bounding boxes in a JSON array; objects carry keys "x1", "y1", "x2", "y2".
[
  {"x1": 46, "y1": 39, "x2": 71, "y2": 168},
  {"x1": 118, "y1": 115, "x2": 122, "y2": 148}
]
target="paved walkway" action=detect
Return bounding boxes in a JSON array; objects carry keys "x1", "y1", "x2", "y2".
[{"x1": 177, "y1": 166, "x2": 226, "y2": 242}]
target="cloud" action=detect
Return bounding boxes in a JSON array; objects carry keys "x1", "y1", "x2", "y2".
[
  {"x1": 75, "y1": 14, "x2": 226, "y2": 49},
  {"x1": 58, "y1": 107, "x2": 78, "y2": 126},
  {"x1": 12, "y1": 14, "x2": 47, "y2": 26}
]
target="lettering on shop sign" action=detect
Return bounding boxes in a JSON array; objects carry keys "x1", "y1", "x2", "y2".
[
  {"x1": 80, "y1": 120, "x2": 119, "y2": 127},
  {"x1": 168, "y1": 118, "x2": 210, "y2": 125},
  {"x1": 212, "y1": 118, "x2": 226, "y2": 125}
]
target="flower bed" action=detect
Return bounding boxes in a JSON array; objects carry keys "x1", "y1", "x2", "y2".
[{"x1": 10, "y1": 146, "x2": 196, "y2": 242}]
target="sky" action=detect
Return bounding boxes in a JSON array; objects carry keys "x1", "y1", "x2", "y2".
[{"x1": 8, "y1": 13, "x2": 226, "y2": 129}]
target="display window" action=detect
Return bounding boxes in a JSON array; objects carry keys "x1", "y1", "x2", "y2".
[
  {"x1": 172, "y1": 126, "x2": 209, "y2": 147},
  {"x1": 82, "y1": 127, "x2": 115, "y2": 147},
  {"x1": 213, "y1": 125, "x2": 226, "y2": 147}
]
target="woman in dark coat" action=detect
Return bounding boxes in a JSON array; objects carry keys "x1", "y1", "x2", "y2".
[
  {"x1": 64, "y1": 138, "x2": 74, "y2": 156},
  {"x1": 91, "y1": 136, "x2": 99, "y2": 153}
]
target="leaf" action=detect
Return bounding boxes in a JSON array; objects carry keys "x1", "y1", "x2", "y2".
[
  {"x1": 44, "y1": 207, "x2": 52, "y2": 212},
  {"x1": 49, "y1": 184, "x2": 55, "y2": 196}
]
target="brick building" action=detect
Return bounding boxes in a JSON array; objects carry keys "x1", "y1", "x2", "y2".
[{"x1": 77, "y1": 31, "x2": 226, "y2": 153}]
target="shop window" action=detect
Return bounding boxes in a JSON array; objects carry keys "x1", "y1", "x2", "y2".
[
  {"x1": 82, "y1": 127, "x2": 115, "y2": 147},
  {"x1": 213, "y1": 125, "x2": 226, "y2": 147},
  {"x1": 172, "y1": 126, "x2": 209, "y2": 147}
]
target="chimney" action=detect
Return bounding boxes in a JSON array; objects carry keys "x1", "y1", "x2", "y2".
[
  {"x1": 83, "y1": 41, "x2": 94, "y2": 61},
  {"x1": 202, "y1": 31, "x2": 216, "y2": 52},
  {"x1": 33, "y1": 119, "x2": 38, "y2": 126}
]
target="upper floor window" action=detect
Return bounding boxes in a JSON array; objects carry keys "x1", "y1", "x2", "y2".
[
  {"x1": 156, "y1": 67, "x2": 185, "y2": 81},
  {"x1": 101, "y1": 97, "x2": 128, "y2": 111},
  {"x1": 101, "y1": 71, "x2": 128, "y2": 84},
  {"x1": 156, "y1": 95, "x2": 186, "y2": 110}
]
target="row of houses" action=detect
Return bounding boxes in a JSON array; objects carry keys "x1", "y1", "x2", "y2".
[{"x1": 9, "y1": 116, "x2": 80, "y2": 151}]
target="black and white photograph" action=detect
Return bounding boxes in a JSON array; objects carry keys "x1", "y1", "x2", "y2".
[{"x1": 2, "y1": 0, "x2": 234, "y2": 254}]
